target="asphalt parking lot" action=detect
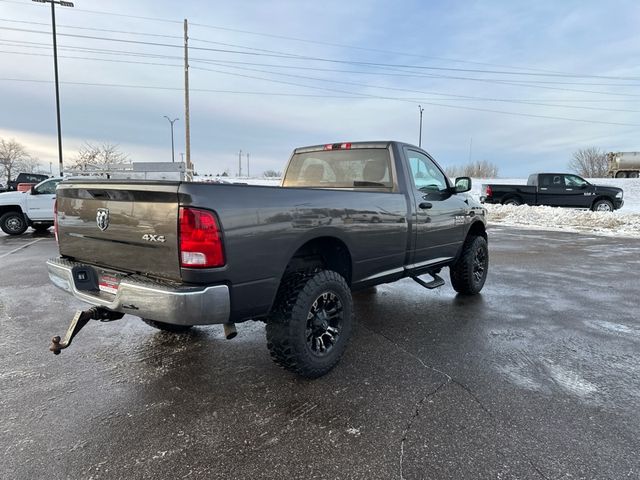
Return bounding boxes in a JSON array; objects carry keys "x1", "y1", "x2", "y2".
[{"x1": 1, "y1": 227, "x2": 639, "y2": 479}]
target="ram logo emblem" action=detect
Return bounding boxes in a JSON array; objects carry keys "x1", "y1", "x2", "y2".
[{"x1": 96, "y1": 208, "x2": 110, "y2": 231}]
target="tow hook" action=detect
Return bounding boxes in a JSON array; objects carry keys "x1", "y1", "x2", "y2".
[{"x1": 49, "y1": 307, "x2": 124, "y2": 355}]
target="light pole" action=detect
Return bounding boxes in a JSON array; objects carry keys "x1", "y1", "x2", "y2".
[
  {"x1": 33, "y1": 0, "x2": 74, "y2": 177},
  {"x1": 163, "y1": 116, "x2": 179, "y2": 162},
  {"x1": 418, "y1": 105, "x2": 424, "y2": 148}
]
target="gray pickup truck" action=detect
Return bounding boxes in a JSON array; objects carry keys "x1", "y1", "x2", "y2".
[{"x1": 47, "y1": 141, "x2": 488, "y2": 378}]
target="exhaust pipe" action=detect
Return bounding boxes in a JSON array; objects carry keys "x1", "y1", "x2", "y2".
[{"x1": 223, "y1": 323, "x2": 237, "y2": 340}]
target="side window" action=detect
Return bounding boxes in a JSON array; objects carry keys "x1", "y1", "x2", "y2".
[
  {"x1": 34, "y1": 179, "x2": 59, "y2": 195},
  {"x1": 564, "y1": 175, "x2": 587, "y2": 187},
  {"x1": 407, "y1": 151, "x2": 447, "y2": 192},
  {"x1": 551, "y1": 175, "x2": 565, "y2": 187}
]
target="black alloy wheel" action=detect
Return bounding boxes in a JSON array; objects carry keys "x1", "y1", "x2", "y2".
[{"x1": 306, "y1": 291, "x2": 343, "y2": 356}]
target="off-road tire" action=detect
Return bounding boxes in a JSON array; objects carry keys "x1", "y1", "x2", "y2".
[
  {"x1": 450, "y1": 235, "x2": 489, "y2": 295},
  {"x1": 592, "y1": 199, "x2": 614, "y2": 212},
  {"x1": 0, "y1": 211, "x2": 28, "y2": 235},
  {"x1": 266, "y1": 270, "x2": 353, "y2": 378},
  {"x1": 142, "y1": 318, "x2": 193, "y2": 333}
]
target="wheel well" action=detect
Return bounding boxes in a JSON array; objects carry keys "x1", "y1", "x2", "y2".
[
  {"x1": 467, "y1": 220, "x2": 487, "y2": 241},
  {"x1": 502, "y1": 194, "x2": 522, "y2": 205},
  {"x1": 0, "y1": 205, "x2": 23, "y2": 217},
  {"x1": 591, "y1": 196, "x2": 614, "y2": 208},
  {"x1": 284, "y1": 237, "x2": 352, "y2": 285}
]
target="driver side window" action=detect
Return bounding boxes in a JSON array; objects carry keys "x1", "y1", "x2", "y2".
[
  {"x1": 407, "y1": 151, "x2": 447, "y2": 192},
  {"x1": 34, "y1": 179, "x2": 59, "y2": 195}
]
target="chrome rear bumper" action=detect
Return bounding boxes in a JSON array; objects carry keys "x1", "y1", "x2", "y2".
[{"x1": 46, "y1": 257, "x2": 230, "y2": 325}]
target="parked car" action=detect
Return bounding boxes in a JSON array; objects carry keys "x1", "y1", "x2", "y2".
[
  {"x1": 47, "y1": 141, "x2": 489, "y2": 378},
  {"x1": 480, "y1": 173, "x2": 623, "y2": 212},
  {"x1": 5, "y1": 172, "x2": 50, "y2": 192},
  {"x1": 0, "y1": 177, "x2": 61, "y2": 234}
]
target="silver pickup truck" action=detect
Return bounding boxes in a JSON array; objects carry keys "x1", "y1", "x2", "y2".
[{"x1": 48, "y1": 141, "x2": 488, "y2": 378}]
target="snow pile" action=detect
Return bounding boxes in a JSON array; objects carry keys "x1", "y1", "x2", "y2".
[{"x1": 484, "y1": 204, "x2": 640, "y2": 237}]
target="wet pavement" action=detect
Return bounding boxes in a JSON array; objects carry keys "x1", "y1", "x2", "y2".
[{"x1": 1, "y1": 227, "x2": 639, "y2": 479}]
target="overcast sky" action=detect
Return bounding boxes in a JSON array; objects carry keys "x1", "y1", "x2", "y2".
[{"x1": 1, "y1": 0, "x2": 639, "y2": 177}]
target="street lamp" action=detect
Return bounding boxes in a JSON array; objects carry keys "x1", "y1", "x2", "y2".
[
  {"x1": 33, "y1": 0, "x2": 74, "y2": 177},
  {"x1": 163, "y1": 116, "x2": 179, "y2": 163},
  {"x1": 418, "y1": 105, "x2": 424, "y2": 148}
]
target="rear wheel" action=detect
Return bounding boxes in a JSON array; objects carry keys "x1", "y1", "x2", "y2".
[
  {"x1": 0, "y1": 211, "x2": 28, "y2": 235},
  {"x1": 615, "y1": 172, "x2": 628, "y2": 178},
  {"x1": 142, "y1": 318, "x2": 192, "y2": 333},
  {"x1": 629, "y1": 172, "x2": 639, "y2": 179},
  {"x1": 266, "y1": 270, "x2": 353, "y2": 378},
  {"x1": 592, "y1": 199, "x2": 614, "y2": 212},
  {"x1": 503, "y1": 197, "x2": 521, "y2": 206},
  {"x1": 450, "y1": 235, "x2": 489, "y2": 295}
]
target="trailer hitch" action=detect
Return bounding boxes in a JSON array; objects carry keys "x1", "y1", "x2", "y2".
[{"x1": 49, "y1": 307, "x2": 124, "y2": 355}]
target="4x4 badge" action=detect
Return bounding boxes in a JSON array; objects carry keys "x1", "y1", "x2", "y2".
[{"x1": 96, "y1": 208, "x2": 110, "y2": 231}]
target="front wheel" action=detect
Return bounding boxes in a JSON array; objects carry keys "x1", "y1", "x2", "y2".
[
  {"x1": 0, "y1": 211, "x2": 28, "y2": 235},
  {"x1": 266, "y1": 270, "x2": 353, "y2": 378},
  {"x1": 450, "y1": 235, "x2": 489, "y2": 295},
  {"x1": 592, "y1": 199, "x2": 614, "y2": 212},
  {"x1": 142, "y1": 318, "x2": 193, "y2": 333}
]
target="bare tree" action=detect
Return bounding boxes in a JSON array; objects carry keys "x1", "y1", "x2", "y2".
[
  {"x1": 568, "y1": 147, "x2": 608, "y2": 178},
  {"x1": 0, "y1": 138, "x2": 32, "y2": 184},
  {"x1": 263, "y1": 169, "x2": 282, "y2": 178},
  {"x1": 20, "y1": 156, "x2": 44, "y2": 173},
  {"x1": 446, "y1": 160, "x2": 499, "y2": 178},
  {"x1": 71, "y1": 142, "x2": 129, "y2": 171}
]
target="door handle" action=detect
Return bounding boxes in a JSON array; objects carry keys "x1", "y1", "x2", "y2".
[{"x1": 419, "y1": 202, "x2": 433, "y2": 209}]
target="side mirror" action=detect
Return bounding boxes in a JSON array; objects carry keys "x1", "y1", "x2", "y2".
[
  {"x1": 580, "y1": 184, "x2": 587, "y2": 189},
  {"x1": 30, "y1": 186, "x2": 36, "y2": 195},
  {"x1": 454, "y1": 177, "x2": 472, "y2": 193}
]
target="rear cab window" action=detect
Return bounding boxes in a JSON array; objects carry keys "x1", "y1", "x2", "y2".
[{"x1": 282, "y1": 147, "x2": 395, "y2": 190}]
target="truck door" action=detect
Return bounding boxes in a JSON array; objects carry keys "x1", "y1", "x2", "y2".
[
  {"x1": 404, "y1": 148, "x2": 466, "y2": 268},
  {"x1": 537, "y1": 174, "x2": 568, "y2": 206},
  {"x1": 26, "y1": 179, "x2": 59, "y2": 220},
  {"x1": 563, "y1": 174, "x2": 593, "y2": 207}
]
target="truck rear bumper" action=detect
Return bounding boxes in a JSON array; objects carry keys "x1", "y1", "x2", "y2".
[{"x1": 46, "y1": 258, "x2": 230, "y2": 326}]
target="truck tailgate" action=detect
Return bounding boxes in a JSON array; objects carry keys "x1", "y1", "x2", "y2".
[{"x1": 56, "y1": 181, "x2": 182, "y2": 281}]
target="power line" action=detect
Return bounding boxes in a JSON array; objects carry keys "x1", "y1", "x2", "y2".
[
  {"x1": 6, "y1": 35, "x2": 640, "y2": 90},
  {"x1": 3, "y1": 48, "x2": 640, "y2": 112},
  {"x1": 2, "y1": 25, "x2": 639, "y2": 82},
  {"x1": 0, "y1": 18, "x2": 183, "y2": 39},
  {"x1": 2, "y1": 75, "x2": 639, "y2": 127},
  {"x1": 190, "y1": 60, "x2": 640, "y2": 112}
]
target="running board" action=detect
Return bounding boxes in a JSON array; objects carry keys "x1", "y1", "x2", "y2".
[{"x1": 411, "y1": 272, "x2": 445, "y2": 290}]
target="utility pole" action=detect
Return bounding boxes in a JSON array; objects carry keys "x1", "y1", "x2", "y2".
[
  {"x1": 180, "y1": 152, "x2": 184, "y2": 162},
  {"x1": 246, "y1": 152, "x2": 250, "y2": 178},
  {"x1": 418, "y1": 105, "x2": 424, "y2": 148},
  {"x1": 183, "y1": 19, "x2": 192, "y2": 175},
  {"x1": 468, "y1": 137, "x2": 473, "y2": 163},
  {"x1": 33, "y1": 0, "x2": 74, "y2": 177},
  {"x1": 163, "y1": 116, "x2": 179, "y2": 162},
  {"x1": 238, "y1": 149, "x2": 242, "y2": 177}
]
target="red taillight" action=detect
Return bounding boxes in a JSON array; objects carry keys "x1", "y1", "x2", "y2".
[
  {"x1": 54, "y1": 199, "x2": 59, "y2": 243},
  {"x1": 485, "y1": 185, "x2": 493, "y2": 197},
  {"x1": 179, "y1": 207, "x2": 225, "y2": 268},
  {"x1": 323, "y1": 142, "x2": 352, "y2": 150}
]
